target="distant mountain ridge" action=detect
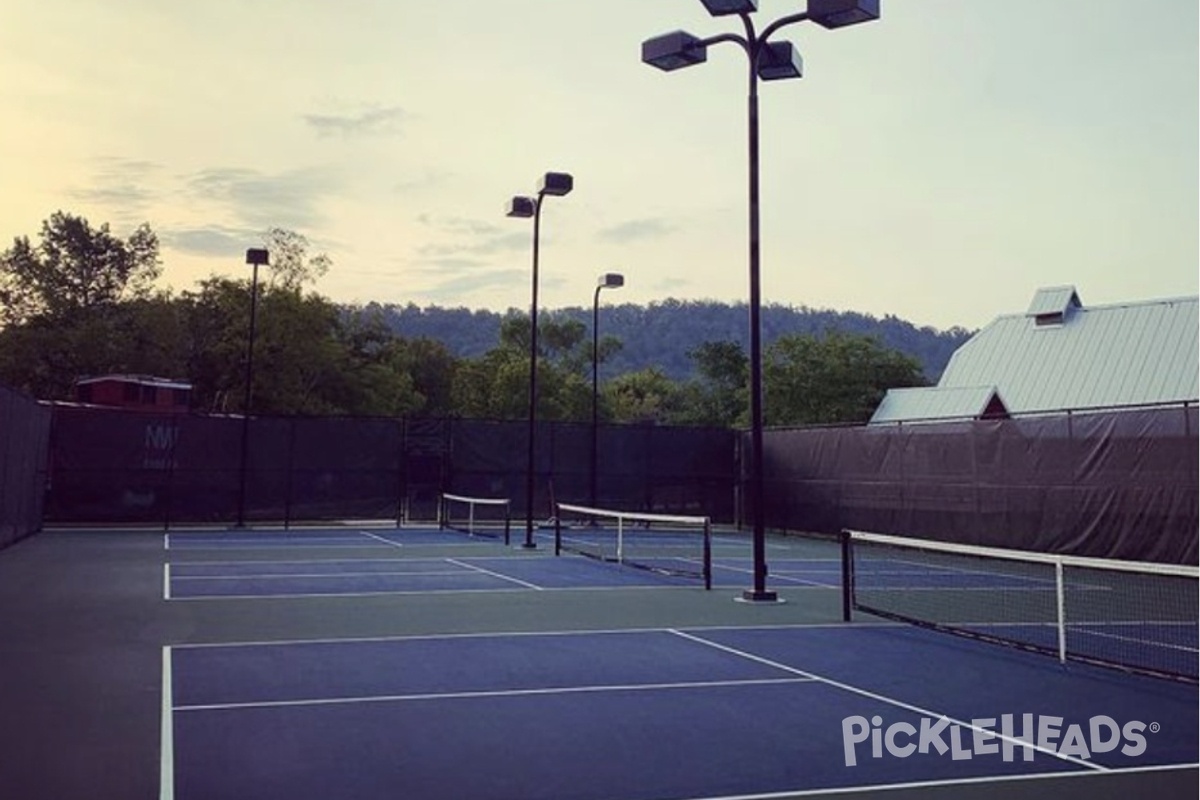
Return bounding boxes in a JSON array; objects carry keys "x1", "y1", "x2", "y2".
[{"x1": 362, "y1": 299, "x2": 974, "y2": 382}]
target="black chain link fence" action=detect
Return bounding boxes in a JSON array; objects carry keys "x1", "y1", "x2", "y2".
[{"x1": 0, "y1": 384, "x2": 51, "y2": 550}]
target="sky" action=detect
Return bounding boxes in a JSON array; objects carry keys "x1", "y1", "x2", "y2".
[{"x1": 1, "y1": 0, "x2": 1196, "y2": 333}]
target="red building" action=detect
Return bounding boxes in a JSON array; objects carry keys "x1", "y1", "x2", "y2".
[{"x1": 73, "y1": 375, "x2": 192, "y2": 412}]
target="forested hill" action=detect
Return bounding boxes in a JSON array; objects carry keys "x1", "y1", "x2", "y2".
[{"x1": 365, "y1": 300, "x2": 974, "y2": 382}]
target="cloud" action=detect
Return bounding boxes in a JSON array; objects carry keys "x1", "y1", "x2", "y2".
[
  {"x1": 185, "y1": 166, "x2": 338, "y2": 230},
  {"x1": 159, "y1": 225, "x2": 260, "y2": 257},
  {"x1": 394, "y1": 168, "x2": 452, "y2": 194},
  {"x1": 69, "y1": 157, "x2": 165, "y2": 216},
  {"x1": 416, "y1": 214, "x2": 502, "y2": 238},
  {"x1": 414, "y1": 213, "x2": 532, "y2": 260},
  {"x1": 302, "y1": 105, "x2": 407, "y2": 138},
  {"x1": 420, "y1": 268, "x2": 530, "y2": 303},
  {"x1": 596, "y1": 217, "x2": 676, "y2": 243}
]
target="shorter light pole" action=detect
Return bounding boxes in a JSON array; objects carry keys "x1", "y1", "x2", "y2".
[
  {"x1": 591, "y1": 273, "x2": 624, "y2": 509},
  {"x1": 235, "y1": 247, "x2": 270, "y2": 528},
  {"x1": 507, "y1": 172, "x2": 574, "y2": 547}
]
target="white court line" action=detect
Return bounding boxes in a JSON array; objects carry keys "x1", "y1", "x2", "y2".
[
  {"x1": 173, "y1": 676, "x2": 814, "y2": 713},
  {"x1": 159, "y1": 646, "x2": 174, "y2": 800},
  {"x1": 163, "y1": 564, "x2": 171, "y2": 600},
  {"x1": 172, "y1": 570, "x2": 475, "y2": 581},
  {"x1": 163, "y1": 533, "x2": 171, "y2": 551},
  {"x1": 1068, "y1": 624, "x2": 1200, "y2": 654},
  {"x1": 166, "y1": 556, "x2": 481, "y2": 567},
  {"x1": 166, "y1": 583, "x2": 723, "y2": 601},
  {"x1": 165, "y1": 621, "x2": 906, "y2": 650},
  {"x1": 359, "y1": 530, "x2": 404, "y2": 548},
  {"x1": 674, "y1": 762, "x2": 1200, "y2": 800},
  {"x1": 166, "y1": 539, "x2": 381, "y2": 548},
  {"x1": 705, "y1": 561, "x2": 835, "y2": 588},
  {"x1": 445, "y1": 558, "x2": 544, "y2": 590},
  {"x1": 666, "y1": 629, "x2": 1107, "y2": 773}
]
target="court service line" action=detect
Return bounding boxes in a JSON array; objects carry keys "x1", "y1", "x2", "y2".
[
  {"x1": 167, "y1": 556, "x2": 487, "y2": 568},
  {"x1": 172, "y1": 570, "x2": 475, "y2": 581},
  {"x1": 163, "y1": 564, "x2": 171, "y2": 600},
  {"x1": 166, "y1": 584, "x2": 711, "y2": 601},
  {"x1": 705, "y1": 561, "x2": 836, "y2": 588},
  {"x1": 666, "y1": 629, "x2": 1108, "y2": 773},
  {"x1": 1070, "y1": 625, "x2": 1199, "y2": 654},
  {"x1": 168, "y1": 622, "x2": 905, "y2": 650},
  {"x1": 359, "y1": 530, "x2": 404, "y2": 548},
  {"x1": 444, "y1": 558, "x2": 545, "y2": 590},
  {"x1": 173, "y1": 676, "x2": 814, "y2": 713},
  {"x1": 159, "y1": 646, "x2": 175, "y2": 800}
]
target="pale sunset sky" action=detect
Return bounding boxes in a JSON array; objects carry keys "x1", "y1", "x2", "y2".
[{"x1": 1, "y1": 0, "x2": 1196, "y2": 332}]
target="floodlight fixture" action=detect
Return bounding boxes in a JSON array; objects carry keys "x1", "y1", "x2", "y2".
[
  {"x1": 756, "y1": 41, "x2": 803, "y2": 81},
  {"x1": 538, "y1": 171, "x2": 574, "y2": 197},
  {"x1": 699, "y1": 0, "x2": 758, "y2": 15},
  {"x1": 642, "y1": 31, "x2": 707, "y2": 71},
  {"x1": 808, "y1": 0, "x2": 880, "y2": 29},
  {"x1": 598, "y1": 273, "x2": 625, "y2": 289},
  {"x1": 506, "y1": 196, "x2": 536, "y2": 218}
]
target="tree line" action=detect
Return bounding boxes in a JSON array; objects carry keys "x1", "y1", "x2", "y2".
[
  {"x1": 0, "y1": 212, "x2": 933, "y2": 427},
  {"x1": 370, "y1": 298, "x2": 971, "y2": 383}
]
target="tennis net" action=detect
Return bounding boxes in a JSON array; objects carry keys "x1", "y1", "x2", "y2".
[
  {"x1": 842, "y1": 529, "x2": 1199, "y2": 683},
  {"x1": 554, "y1": 503, "x2": 712, "y2": 589},
  {"x1": 438, "y1": 493, "x2": 511, "y2": 544}
]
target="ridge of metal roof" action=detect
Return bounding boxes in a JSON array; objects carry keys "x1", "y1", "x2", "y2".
[{"x1": 939, "y1": 294, "x2": 1198, "y2": 414}]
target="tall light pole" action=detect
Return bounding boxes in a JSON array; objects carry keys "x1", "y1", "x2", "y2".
[
  {"x1": 235, "y1": 246, "x2": 270, "y2": 528},
  {"x1": 507, "y1": 172, "x2": 574, "y2": 548},
  {"x1": 642, "y1": 0, "x2": 879, "y2": 602},
  {"x1": 591, "y1": 272, "x2": 625, "y2": 509}
]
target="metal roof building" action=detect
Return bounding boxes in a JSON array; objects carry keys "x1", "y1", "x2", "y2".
[{"x1": 870, "y1": 286, "x2": 1199, "y2": 424}]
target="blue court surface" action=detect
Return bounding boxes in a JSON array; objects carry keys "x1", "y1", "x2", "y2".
[
  {"x1": 165, "y1": 556, "x2": 848, "y2": 598},
  {"x1": 162, "y1": 623, "x2": 1199, "y2": 800},
  {"x1": 163, "y1": 524, "x2": 840, "y2": 598}
]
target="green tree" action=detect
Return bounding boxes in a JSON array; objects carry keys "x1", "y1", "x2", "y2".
[
  {"x1": 672, "y1": 341, "x2": 748, "y2": 427},
  {"x1": 261, "y1": 227, "x2": 330, "y2": 291},
  {"x1": 764, "y1": 330, "x2": 926, "y2": 425},
  {"x1": 451, "y1": 313, "x2": 607, "y2": 421},
  {"x1": 605, "y1": 368, "x2": 682, "y2": 424},
  {"x1": 0, "y1": 211, "x2": 161, "y2": 326}
]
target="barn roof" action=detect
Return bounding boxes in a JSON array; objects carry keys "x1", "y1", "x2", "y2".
[{"x1": 870, "y1": 287, "x2": 1198, "y2": 423}]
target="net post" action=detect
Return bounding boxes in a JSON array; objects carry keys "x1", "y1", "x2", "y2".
[
  {"x1": 1054, "y1": 556, "x2": 1066, "y2": 664},
  {"x1": 504, "y1": 501, "x2": 511, "y2": 546},
  {"x1": 703, "y1": 519, "x2": 712, "y2": 591},
  {"x1": 437, "y1": 494, "x2": 445, "y2": 531},
  {"x1": 840, "y1": 529, "x2": 853, "y2": 622},
  {"x1": 616, "y1": 516, "x2": 624, "y2": 564},
  {"x1": 554, "y1": 509, "x2": 562, "y2": 556}
]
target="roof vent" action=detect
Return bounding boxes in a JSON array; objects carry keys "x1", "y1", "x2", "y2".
[{"x1": 1026, "y1": 285, "x2": 1082, "y2": 327}]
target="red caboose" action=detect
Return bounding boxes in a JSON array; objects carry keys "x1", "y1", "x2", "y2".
[{"x1": 73, "y1": 374, "x2": 192, "y2": 412}]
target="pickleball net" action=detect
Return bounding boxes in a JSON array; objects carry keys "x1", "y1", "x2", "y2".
[
  {"x1": 554, "y1": 502, "x2": 712, "y2": 590},
  {"x1": 438, "y1": 493, "x2": 511, "y2": 544},
  {"x1": 842, "y1": 529, "x2": 1199, "y2": 683}
]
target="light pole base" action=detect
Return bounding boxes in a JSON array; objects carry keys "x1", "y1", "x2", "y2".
[
  {"x1": 521, "y1": 542, "x2": 539, "y2": 550},
  {"x1": 737, "y1": 589, "x2": 784, "y2": 604}
]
